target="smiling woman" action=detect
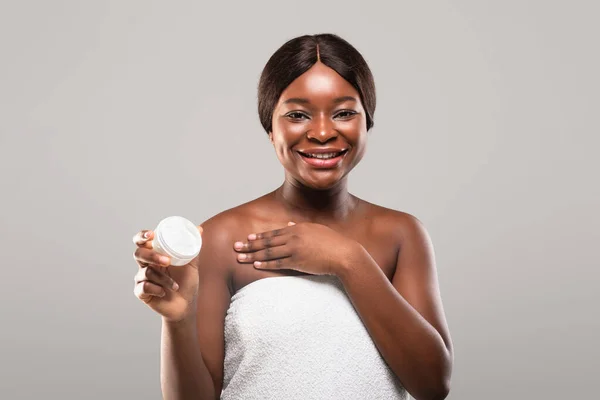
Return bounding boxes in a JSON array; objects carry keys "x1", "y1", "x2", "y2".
[
  {"x1": 132, "y1": 33, "x2": 453, "y2": 400},
  {"x1": 258, "y1": 35, "x2": 374, "y2": 191}
]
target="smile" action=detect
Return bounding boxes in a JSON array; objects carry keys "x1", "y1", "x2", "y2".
[{"x1": 296, "y1": 149, "x2": 349, "y2": 168}]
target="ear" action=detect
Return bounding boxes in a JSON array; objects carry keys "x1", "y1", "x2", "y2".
[{"x1": 268, "y1": 131, "x2": 274, "y2": 144}]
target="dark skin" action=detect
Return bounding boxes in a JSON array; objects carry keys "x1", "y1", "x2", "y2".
[{"x1": 133, "y1": 61, "x2": 453, "y2": 400}]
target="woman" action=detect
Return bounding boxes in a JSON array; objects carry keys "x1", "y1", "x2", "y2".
[{"x1": 132, "y1": 33, "x2": 453, "y2": 400}]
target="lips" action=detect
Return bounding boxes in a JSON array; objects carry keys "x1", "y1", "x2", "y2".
[{"x1": 296, "y1": 149, "x2": 349, "y2": 169}]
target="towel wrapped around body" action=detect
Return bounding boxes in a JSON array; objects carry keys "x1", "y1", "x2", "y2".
[{"x1": 221, "y1": 274, "x2": 408, "y2": 399}]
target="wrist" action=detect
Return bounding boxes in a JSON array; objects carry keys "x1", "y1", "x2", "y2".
[{"x1": 162, "y1": 309, "x2": 198, "y2": 331}]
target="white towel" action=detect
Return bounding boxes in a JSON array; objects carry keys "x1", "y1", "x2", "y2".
[{"x1": 221, "y1": 274, "x2": 408, "y2": 399}]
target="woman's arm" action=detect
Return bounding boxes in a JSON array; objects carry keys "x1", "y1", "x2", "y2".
[
  {"x1": 338, "y1": 213, "x2": 454, "y2": 400},
  {"x1": 161, "y1": 316, "x2": 217, "y2": 400},
  {"x1": 161, "y1": 217, "x2": 233, "y2": 400}
]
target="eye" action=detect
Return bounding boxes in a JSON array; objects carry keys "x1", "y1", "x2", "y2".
[
  {"x1": 335, "y1": 110, "x2": 357, "y2": 119},
  {"x1": 285, "y1": 112, "x2": 309, "y2": 121}
]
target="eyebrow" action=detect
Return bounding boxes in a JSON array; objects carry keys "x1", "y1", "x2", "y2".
[{"x1": 282, "y1": 96, "x2": 357, "y2": 105}]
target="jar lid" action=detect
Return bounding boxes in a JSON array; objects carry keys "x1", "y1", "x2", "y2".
[{"x1": 157, "y1": 216, "x2": 202, "y2": 258}]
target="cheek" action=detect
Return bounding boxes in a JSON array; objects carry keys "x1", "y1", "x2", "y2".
[
  {"x1": 348, "y1": 130, "x2": 368, "y2": 165},
  {"x1": 347, "y1": 116, "x2": 367, "y2": 137},
  {"x1": 285, "y1": 123, "x2": 307, "y2": 136},
  {"x1": 272, "y1": 135, "x2": 295, "y2": 163},
  {"x1": 353, "y1": 143, "x2": 367, "y2": 165},
  {"x1": 271, "y1": 124, "x2": 304, "y2": 159}
]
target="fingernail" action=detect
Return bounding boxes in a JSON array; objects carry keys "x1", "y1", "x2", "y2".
[
  {"x1": 159, "y1": 256, "x2": 170, "y2": 265},
  {"x1": 238, "y1": 253, "x2": 247, "y2": 260},
  {"x1": 144, "y1": 231, "x2": 151, "y2": 238},
  {"x1": 234, "y1": 242, "x2": 243, "y2": 250},
  {"x1": 254, "y1": 261, "x2": 262, "y2": 267},
  {"x1": 248, "y1": 234, "x2": 257, "y2": 240},
  {"x1": 172, "y1": 281, "x2": 179, "y2": 291}
]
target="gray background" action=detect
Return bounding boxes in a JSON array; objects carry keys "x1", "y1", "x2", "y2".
[{"x1": 1, "y1": 1, "x2": 598, "y2": 399}]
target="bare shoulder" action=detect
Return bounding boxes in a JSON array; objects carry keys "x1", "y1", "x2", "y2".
[
  {"x1": 200, "y1": 194, "x2": 271, "y2": 237},
  {"x1": 197, "y1": 194, "x2": 273, "y2": 266},
  {"x1": 357, "y1": 198, "x2": 428, "y2": 243},
  {"x1": 192, "y1": 197, "x2": 261, "y2": 296}
]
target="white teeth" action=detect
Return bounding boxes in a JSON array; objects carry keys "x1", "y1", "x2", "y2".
[{"x1": 306, "y1": 152, "x2": 340, "y2": 159}]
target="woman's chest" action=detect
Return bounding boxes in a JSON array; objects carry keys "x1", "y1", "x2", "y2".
[{"x1": 230, "y1": 219, "x2": 399, "y2": 295}]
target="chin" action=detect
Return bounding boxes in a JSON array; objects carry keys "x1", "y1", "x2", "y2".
[{"x1": 298, "y1": 173, "x2": 346, "y2": 190}]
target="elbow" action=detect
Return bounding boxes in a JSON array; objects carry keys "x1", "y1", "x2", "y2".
[
  {"x1": 410, "y1": 348, "x2": 453, "y2": 400},
  {"x1": 411, "y1": 379, "x2": 450, "y2": 400},
  {"x1": 428, "y1": 348, "x2": 452, "y2": 399},
  {"x1": 415, "y1": 373, "x2": 451, "y2": 400},
  {"x1": 434, "y1": 383, "x2": 451, "y2": 400},
  {"x1": 416, "y1": 383, "x2": 450, "y2": 400},
  {"x1": 427, "y1": 379, "x2": 451, "y2": 400},
  {"x1": 434, "y1": 361, "x2": 452, "y2": 399}
]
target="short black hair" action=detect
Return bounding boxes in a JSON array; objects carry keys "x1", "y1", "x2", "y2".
[{"x1": 258, "y1": 33, "x2": 376, "y2": 135}]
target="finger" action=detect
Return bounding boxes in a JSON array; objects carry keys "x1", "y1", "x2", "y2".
[
  {"x1": 234, "y1": 234, "x2": 287, "y2": 252},
  {"x1": 247, "y1": 226, "x2": 288, "y2": 241},
  {"x1": 133, "y1": 230, "x2": 154, "y2": 246},
  {"x1": 134, "y1": 247, "x2": 171, "y2": 267},
  {"x1": 138, "y1": 240, "x2": 154, "y2": 250},
  {"x1": 236, "y1": 243, "x2": 291, "y2": 263},
  {"x1": 134, "y1": 266, "x2": 180, "y2": 291},
  {"x1": 253, "y1": 257, "x2": 290, "y2": 270},
  {"x1": 134, "y1": 280, "x2": 166, "y2": 302}
]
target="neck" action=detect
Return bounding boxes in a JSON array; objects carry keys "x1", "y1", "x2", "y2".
[{"x1": 275, "y1": 177, "x2": 357, "y2": 222}]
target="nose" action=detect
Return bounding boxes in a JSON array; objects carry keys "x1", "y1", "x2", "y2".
[{"x1": 306, "y1": 113, "x2": 338, "y2": 143}]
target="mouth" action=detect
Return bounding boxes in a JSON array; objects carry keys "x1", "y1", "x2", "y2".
[{"x1": 296, "y1": 149, "x2": 349, "y2": 169}]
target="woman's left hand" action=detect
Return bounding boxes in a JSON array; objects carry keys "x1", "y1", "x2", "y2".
[{"x1": 233, "y1": 221, "x2": 357, "y2": 276}]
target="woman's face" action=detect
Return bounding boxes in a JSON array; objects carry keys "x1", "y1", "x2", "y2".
[{"x1": 270, "y1": 62, "x2": 368, "y2": 190}]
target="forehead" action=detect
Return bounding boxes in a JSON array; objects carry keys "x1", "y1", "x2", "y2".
[{"x1": 278, "y1": 62, "x2": 359, "y2": 106}]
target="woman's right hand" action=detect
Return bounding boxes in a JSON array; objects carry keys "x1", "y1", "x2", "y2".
[{"x1": 132, "y1": 227, "x2": 203, "y2": 322}]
